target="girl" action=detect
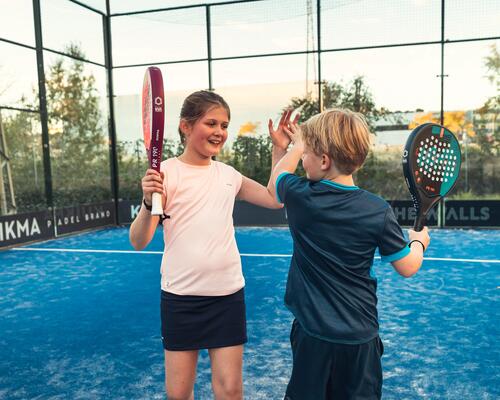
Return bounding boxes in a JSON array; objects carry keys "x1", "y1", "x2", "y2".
[{"x1": 129, "y1": 90, "x2": 296, "y2": 400}]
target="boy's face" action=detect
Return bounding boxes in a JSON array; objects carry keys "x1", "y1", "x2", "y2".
[{"x1": 301, "y1": 146, "x2": 325, "y2": 181}]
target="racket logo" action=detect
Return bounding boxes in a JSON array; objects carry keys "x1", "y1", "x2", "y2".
[{"x1": 154, "y1": 96, "x2": 163, "y2": 113}]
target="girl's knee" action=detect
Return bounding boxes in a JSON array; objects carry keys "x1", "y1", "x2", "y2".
[
  {"x1": 166, "y1": 385, "x2": 194, "y2": 400},
  {"x1": 212, "y1": 378, "x2": 243, "y2": 399}
]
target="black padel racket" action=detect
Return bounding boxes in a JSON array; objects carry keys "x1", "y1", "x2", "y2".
[
  {"x1": 402, "y1": 123, "x2": 461, "y2": 231},
  {"x1": 142, "y1": 67, "x2": 165, "y2": 216}
]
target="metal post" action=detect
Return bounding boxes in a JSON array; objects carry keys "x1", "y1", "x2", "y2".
[
  {"x1": 104, "y1": 0, "x2": 120, "y2": 224},
  {"x1": 32, "y1": 0, "x2": 53, "y2": 209},
  {"x1": 437, "y1": 0, "x2": 446, "y2": 228},
  {"x1": 316, "y1": 0, "x2": 323, "y2": 112},
  {"x1": 206, "y1": 5, "x2": 213, "y2": 91}
]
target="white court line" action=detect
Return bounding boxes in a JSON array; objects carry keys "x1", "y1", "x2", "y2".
[{"x1": 10, "y1": 247, "x2": 500, "y2": 264}]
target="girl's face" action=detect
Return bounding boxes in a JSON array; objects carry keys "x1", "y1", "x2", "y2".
[{"x1": 182, "y1": 106, "x2": 229, "y2": 159}]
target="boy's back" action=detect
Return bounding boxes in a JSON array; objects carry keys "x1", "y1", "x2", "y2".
[
  {"x1": 277, "y1": 173, "x2": 409, "y2": 344},
  {"x1": 268, "y1": 108, "x2": 429, "y2": 399}
]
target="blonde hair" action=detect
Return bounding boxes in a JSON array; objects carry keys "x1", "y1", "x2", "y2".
[{"x1": 301, "y1": 108, "x2": 371, "y2": 174}]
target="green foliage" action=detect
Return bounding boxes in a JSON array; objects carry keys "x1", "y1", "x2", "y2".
[
  {"x1": 229, "y1": 134, "x2": 274, "y2": 185},
  {"x1": 44, "y1": 44, "x2": 111, "y2": 206},
  {"x1": 117, "y1": 137, "x2": 181, "y2": 201},
  {"x1": 286, "y1": 76, "x2": 386, "y2": 131}
]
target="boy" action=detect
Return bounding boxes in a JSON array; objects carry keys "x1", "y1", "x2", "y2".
[{"x1": 269, "y1": 109, "x2": 430, "y2": 400}]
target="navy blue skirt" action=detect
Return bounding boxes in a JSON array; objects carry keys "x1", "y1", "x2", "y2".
[{"x1": 161, "y1": 287, "x2": 247, "y2": 351}]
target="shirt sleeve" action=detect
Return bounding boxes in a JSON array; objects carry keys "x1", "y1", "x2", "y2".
[
  {"x1": 276, "y1": 172, "x2": 304, "y2": 204},
  {"x1": 378, "y1": 206, "x2": 410, "y2": 263},
  {"x1": 231, "y1": 166, "x2": 243, "y2": 195}
]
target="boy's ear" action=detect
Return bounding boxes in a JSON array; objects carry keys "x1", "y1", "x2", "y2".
[{"x1": 320, "y1": 154, "x2": 331, "y2": 171}]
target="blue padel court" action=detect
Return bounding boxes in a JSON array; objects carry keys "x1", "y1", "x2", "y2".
[{"x1": 1, "y1": 227, "x2": 499, "y2": 399}]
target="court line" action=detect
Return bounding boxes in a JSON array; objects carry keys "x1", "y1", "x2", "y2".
[{"x1": 10, "y1": 247, "x2": 500, "y2": 264}]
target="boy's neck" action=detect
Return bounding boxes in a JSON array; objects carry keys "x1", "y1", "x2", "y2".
[{"x1": 322, "y1": 171, "x2": 355, "y2": 187}]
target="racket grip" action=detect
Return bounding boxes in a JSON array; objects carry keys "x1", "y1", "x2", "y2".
[
  {"x1": 151, "y1": 192, "x2": 163, "y2": 216},
  {"x1": 413, "y1": 213, "x2": 426, "y2": 232}
]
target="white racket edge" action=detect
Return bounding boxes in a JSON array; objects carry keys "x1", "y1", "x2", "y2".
[{"x1": 151, "y1": 192, "x2": 163, "y2": 216}]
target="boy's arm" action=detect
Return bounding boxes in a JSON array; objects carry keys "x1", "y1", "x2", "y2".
[
  {"x1": 268, "y1": 121, "x2": 304, "y2": 203},
  {"x1": 391, "y1": 227, "x2": 430, "y2": 277},
  {"x1": 268, "y1": 142, "x2": 303, "y2": 202}
]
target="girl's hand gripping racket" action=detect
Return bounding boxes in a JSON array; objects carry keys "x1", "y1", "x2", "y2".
[
  {"x1": 402, "y1": 123, "x2": 461, "y2": 231},
  {"x1": 142, "y1": 67, "x2": 165, "y2": 216}
]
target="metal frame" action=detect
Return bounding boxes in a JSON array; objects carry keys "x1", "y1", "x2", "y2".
[{"x1": 0, "y1": 0, "x2": 498, "y2": 225}]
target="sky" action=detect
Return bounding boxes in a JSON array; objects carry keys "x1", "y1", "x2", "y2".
[{"x1": 0, "y1": 0, "x2": 499, "y2": 144}]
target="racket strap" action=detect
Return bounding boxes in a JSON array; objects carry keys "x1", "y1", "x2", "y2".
[
  {"x1": 159, "y1": 213, "x2": 170, "y2": 225},
  {"x1": 143, "y1": 198, "x2": 170, "y2": 224}
]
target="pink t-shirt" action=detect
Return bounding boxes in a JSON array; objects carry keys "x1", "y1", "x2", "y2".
[{"x1": 159, "y1": 157, "x2": 244, "y2": 296}]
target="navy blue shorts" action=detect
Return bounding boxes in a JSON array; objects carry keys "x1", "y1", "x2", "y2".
[
  {"x1": 160, "y1": 287, "x2": 247, "y2": 351},
  {"x1": 285, "y1": 319, "x2": 384, "y2": 400}
]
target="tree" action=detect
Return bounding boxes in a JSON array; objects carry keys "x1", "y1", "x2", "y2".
[
  {"x1": 286, "y1": 76, "x2": 385, "y2": 131},
  {"x1": 230, "y1": 122, "x2": 270, "y2": 185},
  {"x1": 43, "y1": 44, "x2": 110, "y2": 205}
]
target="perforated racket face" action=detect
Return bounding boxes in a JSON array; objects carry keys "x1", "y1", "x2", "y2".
[
  {"x1": 411, "y1": 125, "x2": 461, "y2": 196},
  {"x1": 403, "y1": 123, "x2": 461, "y2": 229},
  {"x1": 141, "y1": 67, "x2": 164, "y2": 171}
]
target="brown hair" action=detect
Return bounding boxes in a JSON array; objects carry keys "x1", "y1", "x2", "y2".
[
  {"x1": 301, "y1": 108, "x2": 371, "y2": 174},
  {"x1": 178, "y1": 90, "x2": 230, "y2": 144}
]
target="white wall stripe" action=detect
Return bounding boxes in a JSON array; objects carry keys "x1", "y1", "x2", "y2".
[{"x1": 9, "y1": 247, "x2": 500, "y2": 264}]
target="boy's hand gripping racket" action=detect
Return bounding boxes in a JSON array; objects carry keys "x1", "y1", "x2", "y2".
[
  {"x1": 142, "y1": 67, "x2": 165, "y2": 216},
  {"x1": 402, "y1": 123, "x2": 461, "y2": 231}
]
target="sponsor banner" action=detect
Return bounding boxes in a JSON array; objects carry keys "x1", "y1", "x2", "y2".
[
  {"x1": 54, "y1": 202, "x2": 116, "y2": 235},
  {"x1": 118, "y1": 200, "x2": 141, "y2": 224},
  {"x1": 118, "y1": 200, "x2": 288, "y2": 226},
  {"x1": 388, "y1": 200, "x2": 439, "y2": 227},
  {"x1": 444, "y1": 200, "x2": 500, "y2": 227},
  {"x1": 233, "y1": 201, "x2": 287, "y2": 226},
  {"x1": 117, "y1": 199, "x2": 500, "y2": 227},
  {"x1": 0, "y1": 210, "x2": 54, "y2": 248}
]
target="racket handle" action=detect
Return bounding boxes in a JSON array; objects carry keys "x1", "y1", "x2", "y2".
[
  {"x1": 413, "y1": 213, "x2": 426, "y2": 232},
  {"x1": 151, "y1": 192, "x2": 163, "y2": 216}
]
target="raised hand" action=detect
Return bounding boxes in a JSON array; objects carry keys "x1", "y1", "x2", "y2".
[
  {"x1": 268, "y1": 110, "x2": 300, "y2": 150},
  {"x1": 284, "y1": 118, "x2": 303, "y2": 149}
]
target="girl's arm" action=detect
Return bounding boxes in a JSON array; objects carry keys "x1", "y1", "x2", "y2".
[
  {"x1": 236, "y1": 110, "x2": 298, "y2": 209},
  {"x1": 129, "y1": 169, "x2": 166, "y2": 250},
  {"x1": 237, "y1": 145, "x2": 286, "y2": 209}
]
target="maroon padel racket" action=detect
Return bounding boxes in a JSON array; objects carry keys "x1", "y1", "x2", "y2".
[{"x1": 142, "y1": 66, "x2": 165, "y2": 215}]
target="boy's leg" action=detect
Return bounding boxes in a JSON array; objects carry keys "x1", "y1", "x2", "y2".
[
  {"x1": 285, "y1": 319, "x2": 334, "y2": 400},
  {"x1": 164, "y1": 349, "x2": 198, "y2": 400},
  {"x1": 209, "y1": 344, "x2": 244, "y2": 400},
  {"x1": 326, "y1": 336, "x2": 384, "y2": 400}
]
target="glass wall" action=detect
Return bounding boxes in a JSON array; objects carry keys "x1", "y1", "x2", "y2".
[
  {"x1": 113, "y1": 62, "x2": 209, "y2": 200},
  {"x1": 43, "y1": 52, "x2": 111, "y2": 207},
  {"x1": 442, "y1": 40, "x2": 499, "y2": 199},
  {"x1": 0, "y1": 0, "x2": 498, "y2": 218},
  {"x1": 0, "y1": 110, "x2": 45, "y2": 213}
]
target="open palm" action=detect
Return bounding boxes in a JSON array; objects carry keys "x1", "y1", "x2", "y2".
[{"x1": 268, "y1": 110, "x2": 300, "y2": 150}]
